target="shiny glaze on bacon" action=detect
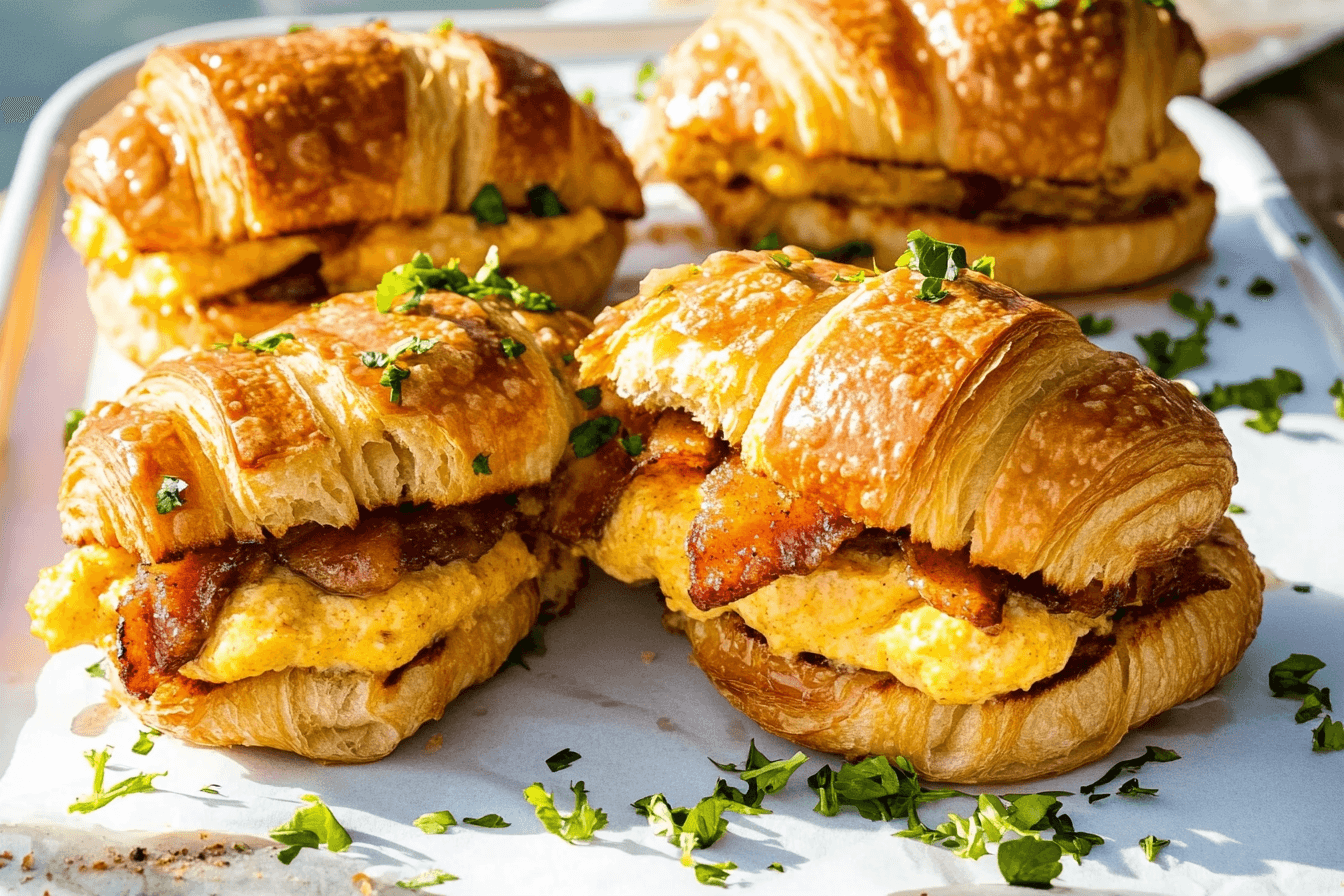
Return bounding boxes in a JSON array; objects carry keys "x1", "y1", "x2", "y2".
[
  {"x1": 115, "y1": 494, "x2": 524, "y2": 698},
  {"x1": 687, "y1": 454, "x2": 862, "y2": 610}
]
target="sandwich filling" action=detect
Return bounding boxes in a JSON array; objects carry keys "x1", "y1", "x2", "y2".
[
  {"x1": 577, "y1": 411, "x2": 1226, "y2": 705},
  {"x1": 28, "y1": 493, "x2": 554, "y2": 697}
]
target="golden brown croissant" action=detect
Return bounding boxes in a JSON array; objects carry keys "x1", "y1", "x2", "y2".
[
  {"x1": 639, "y1": 0, "x2": 1213, "y2": 295},
  {"x1": 28, "y1": 277, "x2": 591, "y2": 762},
  {"x1": 569, "y1": 242, "x2": 1262, "y2": 783},
  {"x1": 65, "y1": 22, "x2": 644, "y2": 365}
]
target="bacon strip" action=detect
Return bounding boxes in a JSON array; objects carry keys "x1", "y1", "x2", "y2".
[
  {"x1": 899, "y1": 535, "x2": 1008, "y2": 630},
  {"x1": 687, "y1": 455, "x2": 862, "y2": 610}
]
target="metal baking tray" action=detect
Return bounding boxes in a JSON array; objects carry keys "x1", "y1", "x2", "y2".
[{"x1": 2, "y1": 12, "x2": 1344, "y2": 896}]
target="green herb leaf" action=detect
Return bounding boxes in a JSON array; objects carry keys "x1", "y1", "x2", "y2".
[
  {"x1": 413, "y1": 810, "x2": 458, "y2": 834},
  {"x1": 201, "y1": 785, "x2": 221, "y2": 795},
  {"x1": 997, "y1": 837, "x2": 1063, "y2": 889},
  {"x1": 569, "y1": 415, "x2": 621, "y2": 458},
  {"x1": 1313, "y1": 716, "x2": 1344, "y2": 752},
  {"x1": 524, "y1": 781, "x2": 608, "y2": 843},
  {"x1": 503, "y1": 624, "x2": 546, "y2": 670},
  {"x1": 810, "y1": 755, "x2": 966, "y2": 822},
  {"x1": 68, "y1": 747, "x2": 165, "y2": 814},
  {"x1": 287, "y1": 23, "x2": 312, "y2": 33},
  {"x1": 619, "y1": 433, "x2": 646, "y2": 457},
  {"x1": 561, "y1": 352, "x2": 575, "y2": 364},
  {"x1": 712, "y1": 740, "x2": 807, "y2": 796},
  {"x1": 131, "y1": 729, "x2": 159, "y2": 756},
  {"x1": 904, "y1": 230, "x2": 966, "y2": 280},
  {"x1": 575, "y1": 386, "x2": 601, "y2": 410},
  {"x1": 469, "y1": 184, "x2": 509, "y2": 226},
  {"x1": 463, "y1": 814, "x2": 510, "y2": 828},
  {"x1": 753, "y1": 232, "x2": 781, "y2": 251},
  {"x1": 500, "y1": 337, "x2": 526, "y2": 359},
  {"x1": 813, "y1": 240, "x2": 874, "y2": 262},
  {"x1": 767, "y1": 862, "x2": 784, "y2": 872},
  {"x1": 1217, "y1": 275, "x2": 1230, "y2": 287},
  {"x1": 635, "y1": 61, "x2": 658, "y2": 101},
  {"x1": 1080, "y1": 745, "x2": 1179, "y2": 796},
  {"x1": 577, "y1": 87, "x2": 596, "y2": 105},
  {"x1": 1248, "y1": 276, "x2": 1276, "y2": 298},
  {"x1": 380, "y1": 364, "x2": 412, "y2": 404},
  {"x1": 1076, "y1": 314, "x2": 1114, "y2": 337},
  {"x1": 970, "y1": 255, "x2": 995, "y2": 277},
  {"x1": 1294, "y1": 584, "x2": 1313, "y2": 594},
  {"x1": 1202, "y1": 368, "x2": 1304, "y2": 433},
  {"x1": 1134, "y1": 328, "x2": 1207, "y2": 379},
  {"x1": 155, "y1": 476, "x2": 188, "y2": 514},
  {"x1": 85, "y1": 660, "x2": 105, "y2": 679},
  {"x1": 1140, "y1": 835, "x2": 1171, "y2": 862},
  {"x1": 269, "y1": 794, "x2": 353, "y2": 864},
  {"x1": 527, "y1": 184, "x2": 567, "y2": 218},
  {"x1": 1329, "y1": 379, "x2": 1344, "y2": 418},
  {"x1": 693, "y1": 861, "x2": 736, "y2": 887},
  {"x1": 1296, "y1": 688, "x2": 1330, "y2": 722},
  {"x1": 397, "y1": 869, "x2": 458, "y2": 889},
  {"x1": 546, "y1": 748, "x2": 581, "y2": 773},
  {"x1": 1269, "y1": 653, "x2": 1327, "y2": 697},
  {"x1": 1116, "y1": 777, "x2": 1158, "y2": 798},
  {"x1": 64, "y1": 409, "x2": 86, "y2": 447},
  {"x1": 472, "y1": 453, "x2": 491, "y2": 476},
  {"x1": 1228, "y1": 504, "x2": 1245, "y2": 514},
  {"x1": 834, "y1": 271, "x2": 868, "y2": 283},
  {"x1": 770, "y1": 252, "x2": 792, "y2": 269},
  {"x1": 434, "y1": 18, "x2": 454, "y2": 34}
]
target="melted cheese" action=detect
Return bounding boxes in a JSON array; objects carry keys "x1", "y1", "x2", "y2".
[
  {"x1": 588, "y1": 467, "x2": 1102, "y2": 705},
  {"x1": 27, "y1": 534, "x2": 538, "y2": 684}
]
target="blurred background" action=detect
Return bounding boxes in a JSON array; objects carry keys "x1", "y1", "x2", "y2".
[{"x1": 1, "y1": 0, "x2": 1342, "y2": 251}]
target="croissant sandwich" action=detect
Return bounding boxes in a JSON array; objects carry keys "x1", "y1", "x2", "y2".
[
  {"x1": 28, "y1": 258, "x2": 590, "y2": 762},
  {"x1": 639, "y1": 0, "x2": 1213, "y2": 295},
  {"x1": 565, "y1": 238, "x2": 1262, "y2": 784},
  {"x1": 65, "y1": 22, "x2": 644, "y2": 366}
]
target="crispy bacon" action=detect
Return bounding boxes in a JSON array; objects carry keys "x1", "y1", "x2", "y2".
[
  {"x1": 687, "y1": 454, "x2": 862, "y2": 610},
  {"x1": 1015, "y1": 547, "x2": 1229, "y2": 618},
  {"x1": 899, "y1": 535, "x2": 1008, "y2": 630},
  {"x1": 276, "y1": 516, "x2": 403, "y2": 597}
]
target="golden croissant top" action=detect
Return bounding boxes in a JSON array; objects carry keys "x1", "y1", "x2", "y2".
[{"x1": 644, "y1": 0, "x2": 1202, "y2": 181}]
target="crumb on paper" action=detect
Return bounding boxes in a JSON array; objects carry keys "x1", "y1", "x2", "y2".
[
  {"x1": 657, "y1": 717, "x2": 677, "y2": 732},
  {"x1": 641, "y1": 651, "x2": 656, "y2": 664},
  {"x1": 90, "y1": 861, "x2": 108, "y2": 871},
  {"x1": 0, "y1": 851, "x2": 11, "y2": 860},
  {"x1": 353, "y1": 871, "x2": 376, "y2": 895},
  {"x1": 22, "y1": 852, "x2": 34, "y2": 872},
  {"x1": 424, "y1": 733, "x2": 444, "y2": 753}
]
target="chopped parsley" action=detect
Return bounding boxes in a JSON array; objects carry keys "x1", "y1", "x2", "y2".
[
  {"x1": 527, "y1": 184, "x2": 567, "y2": 218},
  {"x1": 1217, "y1": 275, "x2": 1230, "y2": 288},
  {"x1": 413, "y1": 810, "x2": 458, "y2": 834},
  {"x1": 834, "y1": 271, "x2": 868, "y2": 283},
  {"x1": 68, "y1": 748, "x2": 165, "y2": 814},
  {"x1": 200, "y1": 785, "x2": 221, "y2": 795},
  {"x1": 561, "y1": 352, "x2": 576, "y2": 364},
  {"x1": 569, "y1": 415, "x2": 621, "y2": 458},
  {"x1": 1201, "y1": 367, "x2": 1303, "y2": 433},
  {"x1": 375, "y1": 249, "x2": 556, "y2": 314},
  {"x1": 472, "y1": 453, "x2": 491, "y2": 476},
  {"x1": 809, "y1": 754, "x2": 966, "y2": 821},
  {"x1": 575, "y1": 386, "x2": 601, "y2": 410},
  {"x1": 1115, "y1": 778, "x2": 1159, "y2": 798},
  {"x1": 525, "y1": 781, "x2": 608, "y2": 843},
  {"x1": 85, "y1": 660, "x2": 105, "y2": 678},
  {"x1": 1313, "y1": 717, "x2": 1344, "y2": 752},
  {"x1": 770, "y1": 252, "x2": 792, "y2": 269},
  {"x1": 463, "y1": 814, "x2": 510, "y2": 828},
  {"x1": 710, "y1": 740, "x2": 807, "y2": 800},
  {"x1": 212, "y1": 332, "x2": 295, "y2": 353},
  {"x1": 813, "y1": 240, "x2": 874, "y2": 263},
  {"x1": 969, "y1": 255, "x2": 995, "y2": 277},
  {"x1": 359, "y1": 335, "x2": 440, "y2": 404},
  {"x1": 693, "y1": 861, "x2": 736, "y2": 887},
  {"x1": 131, "y1": 729, "x2": 159, "y2": 756},
  {"x1": 155, "y1": 476, "x2": 188, "y2": 515},
  {"x1": 500, "y1": 337, "x2": 526, "y2": 359},
  {"x1": 893, "y1": 231, "x2": 993, "y2": 302},
  {"x1": 1269, "y1": 654, "x2": 1333, "y2": 727},
  {"x1": 269, "y1": 794, "x2": 353, "y2": 864},
  {"x1": 504, "y1": 624, "x2": 546, "y2": 670},
  {"x1": 634, "y1": 61, "x2": 658, "y2": 101},
  {"x1": 1330, "y1": 379, "x2": 1344, "y2": 418},
  {"x1": 397, "y1": 870, "x2": 458, "y2": 889},
  {"x1": 1294, "y1": 584, "x2": 1313, "y2": 594},
  {"x1": 753, "y1": 232, "x2": 781, "y2": 251},
  {"x1": 1076, "y1": 313, "x2": 1114, "y2": 337},
  {"x1": 469, "y1": 184, "x2": 508, "y2": 226},
  {"x1": 1296, "y1": 232, "x2": 1313, "y2": 246},
  {"x1": 1140, "y1": 835, "x2": 1170, "y2": 862},
  {"x1": 1228, "y1": 504, "x2": 1245, "y2": 514},
  {"x1": 434, "y1": 18, "x2": 454, "y2": 34},
  {"x1": 63, "y1": 409, "x2": 86, "y2": 447},
  {"x1": 1248, "y1": 276, "x2": 1276, "y2": 298},
  {"x1": 287, "y1": 23, "x2": 312, "y2": 33},
  {"x1": 1134, "y1": 291, "x2": 1236, "y2": 379},
  {"x1": 997, "y1": 837, "x2": 1064, "y2": 888},
  {"x1": 577, "y1": 87, "x2": 596, "y2": 104},
  {"x1": 633, "y1": 791, "x2": 768, "y2": 865},
  {"x1": 546, "y1": 749, "x2": 581, "y2": 773},
  {"x1": 1080, "y1": 746, "x2": 1179, "y2": 800},
  {"x1": 619, "y1": 433, "x2": 646, "y2": 457},
  {"x1": 767, "y1": 862, "x2": 784, "y2": 872}
]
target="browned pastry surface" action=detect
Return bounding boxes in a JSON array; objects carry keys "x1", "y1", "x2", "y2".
[
  {"x1": 578, "y1": 247, "x2": 1234, "y2": 591},
  {"x1": 681, "y1": 518, "x2": 1261, "y2": 784}
]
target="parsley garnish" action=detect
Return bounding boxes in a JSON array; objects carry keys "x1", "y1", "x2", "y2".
[
  {"x1": 546, "y1": 749, "x2": 581, "y2": 772},
  {"x1": 710, "y1": 740, "x2": 807, "y2": 798},
  {"x1": 753, "y1": 232, "x2": 781, "y2": 251},
  {"x1": 1201, "y1": 367, "x2": 1303, "y2": 433},
  {"x1": 201, "y1": 785, "x2": 221, "y2": 795},
  {"x1": 131, "y1": 729, "x2": 159, "y2": 756},
  {"x1": 901, "y1": 792, "x2": 1096, "y2": 866},
  {"x1": 1134, "y1": 291, "x2": 1236, "y2": 379},
  {"x1": 569, "y1": 416, "x2": 621, "y2": 458},
  {"x1": 463, "y1": 814, "x2": 510, "y2": 828},
  {"x1": 525, "y1": 781, "x2": 608, "y2": 843},
  {"x1": 970, "y1": 255, "x2": 995, "y2": 277},
  {"x1": 155, "y1": 476, "x2": 187, "y2": 514},
  {"x1": 997, "y1": 837, "x2": 1064, "y2": 888},
  {"x1": 1076, "y1": 313, "x2": 1114, "y2": 337},
  {"x1": 269, "y1": 794, "x2": 353, "y2": 864},
  {"x1": 472, "y1": 453, "x2": 491, "y2": 476},
  {"x1": 896, "y1": 230, "x2": 967, "y2": 302},
  {"x1": 397, "y1": 870, "x2": 458, "y2": 889},
  {"x1": 809, "y1": 754, "x2": 966, "y2": 821},
  {"x1": 635, "y1": 61, "x2": 657, "y2": 101},
  {"x1": 1313, "y1": 717, "x2": 1344, "y2": 751},
  {"x1": 1228, "y1": 504, "x2": 1245, "y2": 514},
  {"x1": 212, "y1": 332, "x2": 295, "y2": 353},
  {"x1": 619, "y1": 433, "x2": 646, "y2": 457},
  {"x1": 504, "y1": 624, "x2": 546, "y2": 670},
  {"x1": 375, "y1": 249, "x2": 557, "y2": 314},
  {"x1": 413, "y1": 810, "x2": 458, "y2": 834},
  {"x1": 69, "y1": 747, "x2": 165, "y2": 814},
  {"x1": 469, "y1": 184, "x2": 508, "y2": 226},
  {"x1": 1294, "y1": 584, "x2": 1313, "y2": 593},
  {"x1": 434, "y1": 18, "x2": 454, "y2": 34},
  {"x1": 633, "y1": 791, "x2": 768, "y2": 864},
  {"x1": 1116, "y1": 778, "x2": 1159, "y2": 798},
  {"x1": 578, "y1": 87, "x2": 596, "y2": 104},
  {"x1": 85, "y1": 660, "x2": 105, "y2": 678},
  {"x1": 500, "y1": 337, "x2": 526, "y2": 359},
  {"x1": 1080, "y1": 746, "x2": 1179, "y2": 800},
  {"x1": 767, "y1": 862, "x2": 784, "y2": 872},
  {"x1": 1296, "y1": 232, "x2": 1313, "y2": 246},
  {"x1": 1269, "y1": 654, "x2": 1333, "y2": 726},
  {"x1": 359, "y1": 335, "x2": 440, "y2": 404},
  {"x1": 1329, "y1": 379, "x2": 1344, "y2": 418},
  {"x1": 527, "y1": 184, "x2": 567, "y2": 218},
  {"x1": 63, "y1": 409, "x2": 86, "y2": 447},
  {"x1": 693, "y1": 861, "x2": 736, "y2": 887},
  {"x1": 575, "y1": 386, "x2": 601, "y2": 410},
  {"x1": 287, "y1": 23, "x2": 312, "y2": 33},
  {"x1": 1248, "y1": 276, "x2": 1276, "y2": 298},
  {"x1": 770, "y1": 252, "x2": 792, "y2": 269},
  {"x1": 813, "y1": 239, "x2": 874, "y2": 262},
  {"x1": 1140, "y1": 835, "x2": 1170, "y2": 861},
  {"x1": 834, "y1": 271, "x2": 868, "y2": 283},
  {"x1": 561, "y1": 352, "x2": 575, "y2": 364}
]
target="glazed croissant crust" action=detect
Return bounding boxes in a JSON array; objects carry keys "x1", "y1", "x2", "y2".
[
  {"x1": 578, "y1": 246, "x2": 1235, "y2": 593},
  {"x1": 62, "y1": 288, "x2": 589, "y2": 563},
  {"x1": 67, "y1": 23, "x2": 643, "y2": 252}
]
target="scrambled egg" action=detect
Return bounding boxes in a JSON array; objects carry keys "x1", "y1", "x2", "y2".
[
  {"x1": 589, "y1": 468, "x2": 1101, "y2": 704},
  {"x1": 26, "y1": 534, "x2": 538, "y2": 683}
]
